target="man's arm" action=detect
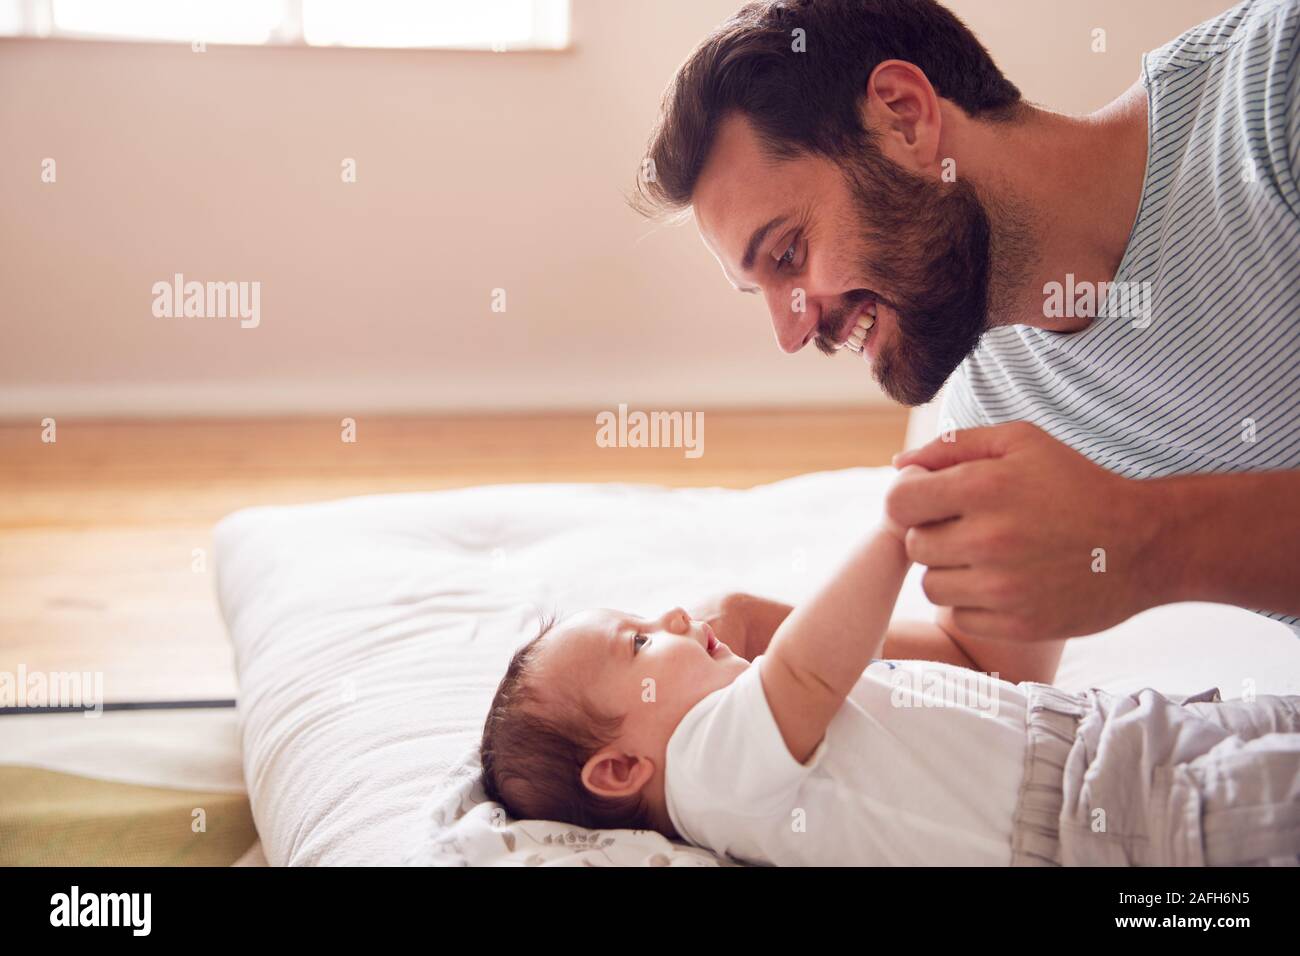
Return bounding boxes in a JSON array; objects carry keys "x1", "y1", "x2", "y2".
[
  {"x1": 934, "y1": 609, "x2": 1066, "y2": 684},
  {"x1": 892, "y1": 423, "x2": 1300, "y2": 640},
  {"x1": 687, "y1": 592, "x2": 800, "y2": 661},
  {"x1": 1154, "y1": 470, "x2": 1300, "y2": 617},
  {"x1": 693, "y1": 597, "x2": 1065, "y2": 684},
  {"x1": 881, "y1": 615, "x2": 1065, "y2": 684}
]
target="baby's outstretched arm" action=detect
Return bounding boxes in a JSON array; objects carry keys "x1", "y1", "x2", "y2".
[{"x1": 759, "y1": 520, "x2": 912, "y2": 764}]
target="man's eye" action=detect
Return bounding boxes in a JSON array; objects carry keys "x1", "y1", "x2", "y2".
[
  {"x1": 777, "y1": 238, "x2": 799, "y2": 270},
  {"x1": 633, "y1": 634, "x2": 649, "y2": 654}
]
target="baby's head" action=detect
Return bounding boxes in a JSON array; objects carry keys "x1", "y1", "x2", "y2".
[{"x1": 480, "y1": 606, "x2": 747, "y2": 834}]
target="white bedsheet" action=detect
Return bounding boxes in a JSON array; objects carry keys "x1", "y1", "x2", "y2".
[
  {"x1": 213, "y1": 467, "x2": 1300, "y2": 866},
  {"x1": 0, "y1": 708, "x2": 245, "y2": 794}
]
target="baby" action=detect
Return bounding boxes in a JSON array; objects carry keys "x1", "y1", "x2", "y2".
[{"x1": 480, "y1": 476, "x2": 1300, "y2": 866}]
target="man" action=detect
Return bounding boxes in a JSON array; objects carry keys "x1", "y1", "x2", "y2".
[{"x1": 635, "y1": 0, "x2": 1299, "y2": 643}]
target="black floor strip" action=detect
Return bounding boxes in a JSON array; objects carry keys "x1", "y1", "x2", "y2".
[{"x1": 0, "y1": 698, "x2": 238, "y2": 716}]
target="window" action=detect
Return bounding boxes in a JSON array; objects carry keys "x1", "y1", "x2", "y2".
[{"x1": 0, "y1": 0, "x2": 571, "y2": 51}]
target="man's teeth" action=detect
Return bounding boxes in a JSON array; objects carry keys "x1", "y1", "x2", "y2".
[{"x1": 836, "y1": 302, "x2": 877, "y2": 353}]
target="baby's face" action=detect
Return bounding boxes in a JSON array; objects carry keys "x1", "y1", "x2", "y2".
[{"x1": 533, "y1": 606, "x2": 749, "y2": 760}]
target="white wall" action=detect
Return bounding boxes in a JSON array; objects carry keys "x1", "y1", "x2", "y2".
[{"x1": 0, "y1": 0, "x2": 1230, "y2": 418}]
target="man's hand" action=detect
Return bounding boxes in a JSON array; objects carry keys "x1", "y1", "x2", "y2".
[{"x1": 888, "y1": 422, "x2": 1163, "y2": 641}]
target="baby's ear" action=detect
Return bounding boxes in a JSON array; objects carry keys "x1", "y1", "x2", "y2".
[{"x1": 581, "y1": 748, "x2": 655, "y2": 800}]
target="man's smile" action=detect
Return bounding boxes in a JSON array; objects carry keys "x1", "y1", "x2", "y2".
[
  {"x1": 815, "y1": 290, "x2": 884, "y2": 359},
  {"x1": 831, "y1": 296, "x2": 878, "y2": 356}
]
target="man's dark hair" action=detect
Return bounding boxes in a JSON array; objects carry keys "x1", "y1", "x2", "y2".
[{"x1": 634, "y1": 0, "x2": 1021, "y2": 216}]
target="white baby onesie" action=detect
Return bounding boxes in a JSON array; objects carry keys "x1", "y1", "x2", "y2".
[{"x1": 664, "y1": 658, "x2": 1028, "y2": 866}]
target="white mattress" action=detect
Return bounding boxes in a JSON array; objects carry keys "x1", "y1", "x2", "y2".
[{"x1": 213, "y1": 467, "x2": 1300, "y2": 866}]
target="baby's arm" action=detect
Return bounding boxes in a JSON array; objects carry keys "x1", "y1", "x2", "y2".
[{"x1": 760, "y1": 524, "x2": 911, "y2": 764}]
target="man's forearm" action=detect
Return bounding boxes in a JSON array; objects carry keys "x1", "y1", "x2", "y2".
[
  {"x1": 1142, "y1": 469, "x2": 1300, "y2": 616},
  {"x1": 882, "y1": 619, "x2": 978, "y2": 669},
  {"x1": 883, "y1": 617, "x2": 1066, "y2": 685},
  {"x1": 734, "y1": 594, "x2": 794, "y2": 658}
]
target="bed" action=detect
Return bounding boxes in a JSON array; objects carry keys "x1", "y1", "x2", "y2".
[
  {"x1": 5, "y1": 464, "x2": 1296, "y2": 867},
  {"x1": 217, "y1": 466, "x2": 1300, "y2": 866}
]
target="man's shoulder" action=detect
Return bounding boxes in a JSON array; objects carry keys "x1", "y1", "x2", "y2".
[
  {"x1": 939, "y1": 328, "x2": 1039, "y2": 427},
  {"x1": 1143, "y1": 0, "x2": 1297, "y2": 84}
]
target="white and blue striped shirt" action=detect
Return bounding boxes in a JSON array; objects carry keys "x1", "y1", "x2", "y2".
[{"x1": 943, "y1": 0, "x2": 1299, "y2": 631}]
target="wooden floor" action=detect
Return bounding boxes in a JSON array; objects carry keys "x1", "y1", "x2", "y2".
[{"x1": 0, "y1": 408, "x2": 907, "y2": 702}]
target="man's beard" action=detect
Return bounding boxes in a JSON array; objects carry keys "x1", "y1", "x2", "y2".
[{"x1": 822, "y1": 147, "x2": 997, "y2": 407}]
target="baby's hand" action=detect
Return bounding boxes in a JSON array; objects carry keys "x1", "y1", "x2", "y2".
[{"x1": 882, "y1": 464, "x2": 929, "y2": 541}]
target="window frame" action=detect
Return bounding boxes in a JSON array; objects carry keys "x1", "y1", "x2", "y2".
[{"x1": 0, "y1": 0, "x2": 573, "y2": 52}]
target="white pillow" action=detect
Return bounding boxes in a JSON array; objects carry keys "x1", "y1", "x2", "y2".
[{"x1": 214, "y1": 470, "x2": 1300, "y2": 865}]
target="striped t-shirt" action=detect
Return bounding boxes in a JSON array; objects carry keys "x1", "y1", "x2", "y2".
[{"x1": 942, "y1": 0, "x2": 1299, "y2": 631}]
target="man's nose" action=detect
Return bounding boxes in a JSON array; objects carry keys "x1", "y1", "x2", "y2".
[{"x1": 765, "y1": 286, "x2": 817, "y2": 354}]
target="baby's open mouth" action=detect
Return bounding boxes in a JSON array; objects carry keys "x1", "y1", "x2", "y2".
[{"x1": 704, "y1": 623, "x2": 720, "y2": 656}]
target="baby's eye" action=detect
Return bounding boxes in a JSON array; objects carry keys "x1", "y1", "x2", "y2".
[{"x1": 633, "y1": 633, "x2": 649, "y2": 654}]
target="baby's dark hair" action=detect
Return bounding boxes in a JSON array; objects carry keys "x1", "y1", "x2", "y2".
[{"x1": 479, "y1": 613, "x2": 654, "y2": 830}]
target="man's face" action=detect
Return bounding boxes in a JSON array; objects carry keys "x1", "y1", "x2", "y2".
[{"x1": 693, "y1": 113, "x2": 993, "y2": 406}]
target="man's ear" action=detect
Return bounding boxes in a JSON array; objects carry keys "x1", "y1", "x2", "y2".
[
  {"x1": 581, "y1": 746, "x2": 656, "y2": 800},
  {"x1": 861, "y1": 59, "x2": 943, "y2": 172}
]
